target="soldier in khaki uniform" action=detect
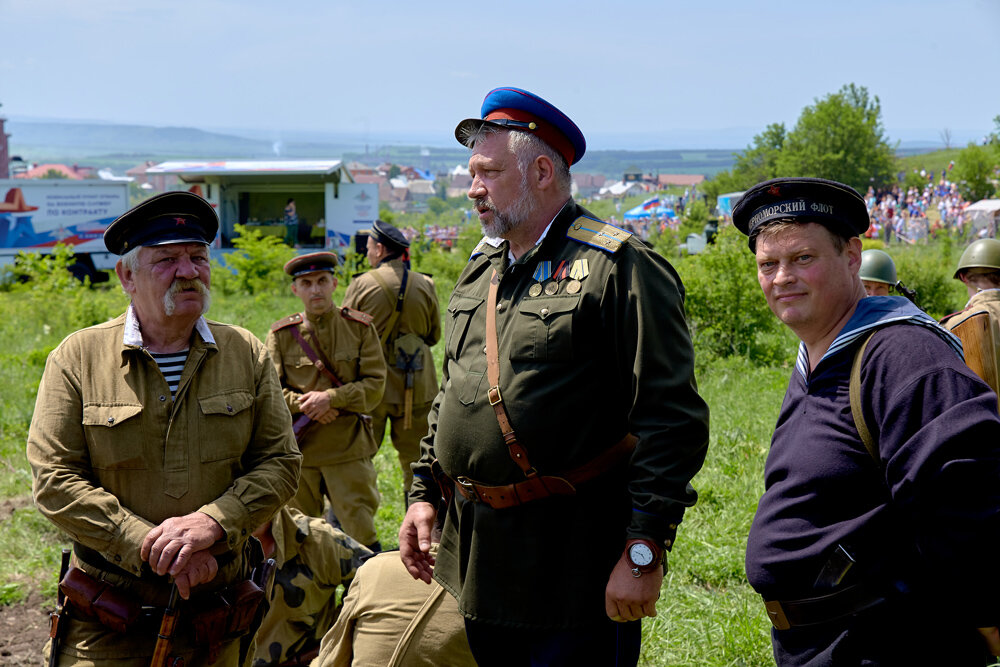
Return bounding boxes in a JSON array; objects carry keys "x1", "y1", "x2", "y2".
[
  {"x1": 265, "y1": 252, "x2": 386, "y2": 550},
  {"x1": 312, "y1": 546, "x2": 475, "y2": 667},
  {"x1": 26, "y1": 191, "x2": 302, "y2": 666},
  {"x1": 251, "y1": 506, "x2": 371, "y2": 667},
  {"x1": 400, "y1": 87, "x2": 709, "y2": 665},
  {"x1": 941, "y1": 238, "x2": 1000, "y2": 331},
  {"x1": 342, "y1": 220, "x2": 441, "y2": 493}
]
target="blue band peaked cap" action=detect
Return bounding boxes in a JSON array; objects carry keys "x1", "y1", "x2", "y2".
[
  {"x1": 104, "y1": 191, "x2": 218, "y2": 255},
  {"x1": 732, "y1": 177, "x2": 869, "y2": 251},
  {"x1": 455, "y1": 86, "x2": 586, "y2": 166}
]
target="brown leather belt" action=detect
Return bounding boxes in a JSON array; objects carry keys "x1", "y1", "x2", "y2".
[
  {"x1": 447, "y1": 433, "x2": 637, "y2": 510},
  {"x1": 764, "y1": 584, "x2": 886, "y2": 631}
]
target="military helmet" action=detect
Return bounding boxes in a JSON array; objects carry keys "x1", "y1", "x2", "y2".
[
  {"x1": 859, "y1": 249, "x2": 897, "y2": 285},
  {"x1": 955, "y1": 239, "x2": 1000, "y2": 278}
]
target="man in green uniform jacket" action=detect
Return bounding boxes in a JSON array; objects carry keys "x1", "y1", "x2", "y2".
[
  {"x1": 399, "y1": 87, "x2": 709, "y2": 665},
  {"x1": 26, "y1": 191, "x2": 302, "y2": 666},
  {"x1": 251, "y1": 506, "x2": 371, "y2": 667},
  {"x1": 265, "y1": 252, "x2": 386, "y2": 550},
  {"x1": 342, "y1": 220, "x2": 441, "y2": 493}
]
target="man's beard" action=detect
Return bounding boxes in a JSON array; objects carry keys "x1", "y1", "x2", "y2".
[
  {"x1": 476, "y1": 171, "x2": 539, "y2": 238},
  {"x1": 163, "y1": 278, "x2": 211, "y2": 316}
]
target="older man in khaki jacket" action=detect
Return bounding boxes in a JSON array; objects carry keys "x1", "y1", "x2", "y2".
[{"x1": 27, "y1": 191, "x2": 301, "y2": 666}]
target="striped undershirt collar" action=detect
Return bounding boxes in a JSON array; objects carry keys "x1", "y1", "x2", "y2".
[
  {"x1": 795, "y1": 295, "x2": 963, "y2": 379},
  {"x1": 123, "y1": 303, "x2": 216, "y2": 348}
]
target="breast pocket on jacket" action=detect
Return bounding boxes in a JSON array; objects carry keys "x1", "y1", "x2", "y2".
[
  {"x1": 198, "y1": 390, "x2": 254, "y2": 462},
  {"x1": 509, "y1": 296, "x2": 578, "y2": 363},
  {"x1": 446, "y1": 294, "x2": 488, "y2": 405},
  {"x1": 82, "y1": 403, "x2": 146, "y2": 470}
]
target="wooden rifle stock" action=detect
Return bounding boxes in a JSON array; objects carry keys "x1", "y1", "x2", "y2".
[
  {"x1": 150, "y1": 585, "x2": 180, "y2": 667},
  {"x1": 950, "y1": 310, "x2": 1000, "y2": 410}
]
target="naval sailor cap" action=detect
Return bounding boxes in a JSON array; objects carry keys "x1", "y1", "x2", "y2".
[{"x1": 733, "y1": 177, "x2": 869, "y2": 252}]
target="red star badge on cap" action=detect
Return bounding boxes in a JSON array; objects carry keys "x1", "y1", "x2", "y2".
[
  {"x1": 174, "y1": 217, "x2": 187, "y2": 225},
  {"x1": 768, "y1": 185, "x2": 781, "y2": 196}
]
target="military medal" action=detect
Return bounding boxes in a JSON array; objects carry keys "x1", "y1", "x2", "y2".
[
  {"x1": 569, "y1": 259, "x2": 589, "y2": 280},
  {"x1": 544, "y1": 281, "x2": 559, "y2": 295},
  {"x1": 566, "y1": 279, "x2": 581, "y2": 294},
  {"x1": 528, "y1": 283, "x2": 542, "y2": 297},
  {"x1": 532, "y1": 261, "x2": 552, "y2": 283}
]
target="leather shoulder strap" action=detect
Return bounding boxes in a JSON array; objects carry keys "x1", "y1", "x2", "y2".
[
  {"x1": 291, "y1": 316, "x2": 343, "y2": 388},
  {"x1": 486, "y1": 269, "x2": 536, "y2": 478},
  {"x1": 849, "y1": 331, "x2": 879, "y2": 466},
  {"x1": 340, "y1": 307, "x2": 375, "y2": 327}
]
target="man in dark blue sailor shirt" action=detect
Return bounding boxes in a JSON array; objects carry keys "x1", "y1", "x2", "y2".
[
  {"x1": 398, "y1": 86, "x2": 710, "y2": 666},
  {"x1": 736, "y1": 177, "x2": 1000, "y2": 665}
]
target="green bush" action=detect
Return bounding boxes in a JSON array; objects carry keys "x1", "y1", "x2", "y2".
[
  {"x1": 674, "y1": 226, "x2": 796, "y2": 365},
  {"x1": 219, "y1": 224, "x2": 297, "y2": 295},
  {"x1": 8, "y1": 244, "x2": 84, "y2": 293}
]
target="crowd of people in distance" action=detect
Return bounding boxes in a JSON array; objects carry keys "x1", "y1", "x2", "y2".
[{"x1": 863, "y1": 168, "x2": 985, "y2": 243}]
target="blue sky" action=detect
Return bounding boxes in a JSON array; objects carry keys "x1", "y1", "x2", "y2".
[{"x1": 2, "y1": 0, "x2": 998, "y2": 149}]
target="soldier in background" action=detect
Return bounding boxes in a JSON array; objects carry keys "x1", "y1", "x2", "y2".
[
  {"x1": 858, "y1": 249, "x2": 918, "y2": 303},
  {"x1": 342, "y1": 221, "x2": 441, "y2": 496},
  {"x1": 265, "y1": 252, "x2": 386, "y2": 551},
  {"x1": 941, "y1": 239, "x2": 1000, "y2": 330},
  {"x1": 251, "y1": 506, "x2": 371, "y2": 667}
]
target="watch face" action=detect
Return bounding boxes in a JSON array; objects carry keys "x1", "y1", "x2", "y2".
[{"x1": 629, "y1": 542, "x2": 655, "y2": 567}]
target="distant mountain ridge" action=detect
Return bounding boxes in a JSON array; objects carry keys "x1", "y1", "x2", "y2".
[{"x1": 4, "y1": 118, "x2": 959, "y2": 180}]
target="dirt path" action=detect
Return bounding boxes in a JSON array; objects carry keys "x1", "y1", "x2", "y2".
[{"x1": 0, "y1": 590, "x2": 51, "y2": 666}]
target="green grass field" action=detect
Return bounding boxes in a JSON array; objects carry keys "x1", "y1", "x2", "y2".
[{"x1": 0, "y1": 267, "x2": 783, "y2": 664}]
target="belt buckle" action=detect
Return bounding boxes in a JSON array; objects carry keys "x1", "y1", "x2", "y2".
[
  {"x1": 487, "y1": 385, "x2": 502, "y2": 405},
  {"x1": 764, "y1": 600, "x2": 791, "y2": 631}
]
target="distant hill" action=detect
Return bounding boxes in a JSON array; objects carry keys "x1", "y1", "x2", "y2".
[{"x1": 5, "y1": 119, "x2": 954, "y2": 182}]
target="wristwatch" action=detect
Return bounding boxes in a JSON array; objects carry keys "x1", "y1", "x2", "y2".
[{"x1": 625, "y1": 539, "x2": 663, "y2": 578}]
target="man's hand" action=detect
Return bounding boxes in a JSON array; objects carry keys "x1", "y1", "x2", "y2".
[
  {"x1": 141, "y1": 512, "x2": 224, "y2": 577},
  {"x1": 605, "y1": 551, "x2": 662, "y2": 622},
  {"x1": 298, "y1": 391, "x2": 338, "y2": 422},
  {"x1": 399, "y1": 501, "x2": 436, "y2": 584},
  {"x1": 977, "y1": 627, "x2": 1000, "y2": 656},
  {"x1": 173, "y1": 550, "x2": 219, "y2": 600}
]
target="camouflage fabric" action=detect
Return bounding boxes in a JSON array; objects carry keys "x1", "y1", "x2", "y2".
[{"x1": 252, "y1": 507, "x2": 371, "y2": 667}]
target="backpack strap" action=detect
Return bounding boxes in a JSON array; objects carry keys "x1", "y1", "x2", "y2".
[{"x1": 849, "y1": 331, "x2": 879, "y2": 466}]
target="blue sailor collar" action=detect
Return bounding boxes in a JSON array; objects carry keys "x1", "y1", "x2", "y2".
[
  {"x1": 795, "y1": 296, "x2": 963, "y2": 379},
  {"x1": 123, "y1": 302, "x2": 216, "y2": 348}
]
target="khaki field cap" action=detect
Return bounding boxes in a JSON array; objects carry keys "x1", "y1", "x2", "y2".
[{"x1": 284, "y1": 251, "x2": 339, "y2": 278}]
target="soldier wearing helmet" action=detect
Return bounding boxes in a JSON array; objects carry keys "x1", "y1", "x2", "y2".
[
  {"x1": 941, "y1": 239, "x2": 1000, "y2": 329},
  {"x1": 859, "y1": 249, "x2": 918, "y2": 304}
]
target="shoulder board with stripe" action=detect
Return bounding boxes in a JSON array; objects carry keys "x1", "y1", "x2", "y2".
[
  {"x1": 566, "y1": 216, "x2": 632, "y2": 253},
  {"x1": 470, "y1": 235, "x2": 503, "y2": 260},
  {"x1": 341, "y1": 307, "x2": 374, "y2": 326},
  {"x1": 271, "y1": 313, "x2": 303, "y2": 332}
]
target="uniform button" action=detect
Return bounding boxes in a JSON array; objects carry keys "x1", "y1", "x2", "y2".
[
  {"x1": 114, "y1": 554, "x2": 121, "y2": 562},
  {"x1": 107, "y1": 417, "x2": 115, "y2": 424},
  {"x1": 226, "y1": 405, "x2": 233, "y2": 413},
  {"x1": 159, "y1": 395, "x2": 166, "y2": 402},
  {"x1": 668, "y1": 523, "x2": 677, "y2": 530},
  {"x1": 496, "y1": 303, "x2": 504, "y2": 312},
  {"x1": 540, "y1": 308, "x2": 550, "y2": 317},
  {"x1": 483, "y1": 346, "x2": 488, "y2": 354},
  {"x1": 664, "y1": 539, "x2": 672, "y2": 548}
]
